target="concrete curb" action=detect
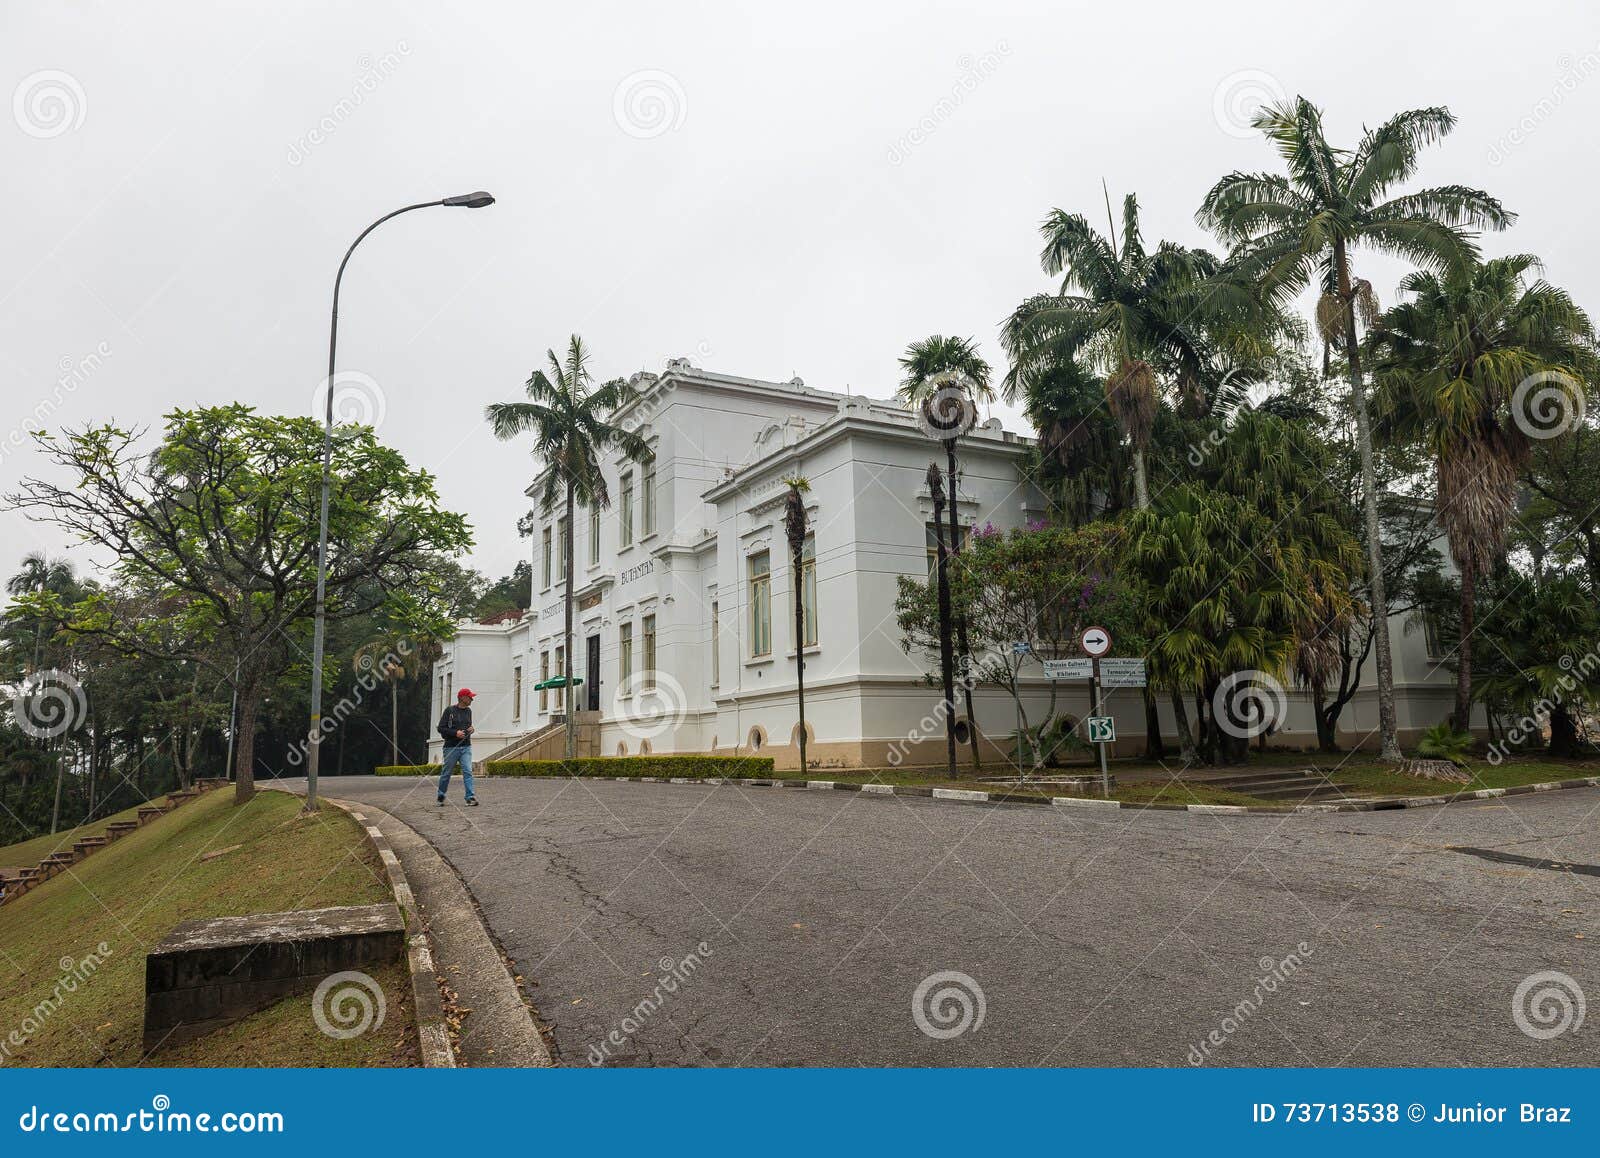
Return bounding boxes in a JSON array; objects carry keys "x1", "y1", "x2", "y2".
[
  {"x1": 312, "y1": 795, "x2": 456, "y2": 1068},
  {"x1": 594, "y1": 773, "x2": 1600, "y2": 816}
]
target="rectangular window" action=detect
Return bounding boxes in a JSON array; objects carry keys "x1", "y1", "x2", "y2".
[
  {"x1": 619, "y1": 622, "x2": 633, "y2": 689},
  {"x1": 749, "y1": 551, "x2": 771, "y2": 657},
  {"x1": 620, "y1": 473, "x2": 634, "y2": 547},
  {"x1": 438, "y1": 675, "x2": 445, "y2": 708},
  {"x1": 710, "y1": 600, "x2": 720, "y2": 687},
  {"x1": 445, "y1": 672, "x2": 453, "y2": 703},
  {"x1": 554, "y1": 646, "x2": 565, "y2": 711},
  {"x1": 512, "y1": 665, "x2": 522, "y2": 723},
  {"x1": 541, "y1": 526, "x2": 552, "y2": 588},
  {"x1": 539, "y1": 652, "x2": 549, "y2": 712},
  {"x1": 642, "y1": 614, "x2": 657, "y2": 691},
  {"x1": 557, "y1": 518, "x2": 569, "y2": 581},
  {"x1": 925, "y1": 521, "x2": 967, "y2": 576},
  {"x1": 800, "y1": 535, "x2": 818, "y2": 648},
  {"x1": 641, "y1": 457, "x2": 656, "y2": 536},
  {"x1": 589, "y1": 503, "x2": 601, "y2": 565}
]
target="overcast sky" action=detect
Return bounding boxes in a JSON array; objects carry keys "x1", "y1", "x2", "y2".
[{"x1": 3, "y1": 0, "x2": 1597, "y2": 586}]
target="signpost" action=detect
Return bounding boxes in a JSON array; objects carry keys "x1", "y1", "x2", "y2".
[
  {"x1": 1042, "y1": 658, "x2": 1093, "y2": 680},
  {"x1": 1098, "y1": 658, "x2": 1147, "y2": 688},
  {"x1": 1081, "y1": 628, "x2": 1113, "y2": 796}
]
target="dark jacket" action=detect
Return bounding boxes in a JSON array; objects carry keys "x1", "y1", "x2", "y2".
[{"x1": 437, "y1": 704, "x2": 473, "y2": 750}]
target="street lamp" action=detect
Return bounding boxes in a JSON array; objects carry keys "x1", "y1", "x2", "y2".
[{"x1": 303, "y1": 192, "x2": 495, "y2": 812}]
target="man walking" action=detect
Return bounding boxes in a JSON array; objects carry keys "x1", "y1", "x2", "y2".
[{"x1": 436, "y1": 688, "x2": 480, "y2": 806}]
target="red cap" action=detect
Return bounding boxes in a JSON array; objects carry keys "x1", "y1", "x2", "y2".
[{"x1": 456, "y1": 688, "x2": 476, "y2": 700}]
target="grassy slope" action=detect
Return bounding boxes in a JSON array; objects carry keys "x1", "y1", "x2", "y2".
[
  {"x1": 0, "y1": 800, "x2": 150, "y2": 873},
  {"x1": 0, "y1": 788, "x2": 415, "y2": 1067}
]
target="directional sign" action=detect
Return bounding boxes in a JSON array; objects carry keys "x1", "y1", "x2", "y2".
[
  {"x1": 1042, "y1": 658, "x2": 1093, "y2": 680},
  {"x1": 1098, "y1": 658, "x2": 1148, "y2": 688},
  {"x1": 1086, "y1": 716, "x2": 1116, "y2": 744},
  {"x1": 1080, "y1": 625, "x2": 1112, "y2": 658},
  {"x1": 1011, "y1": 641, "x2": 1032, "y2": 656}
]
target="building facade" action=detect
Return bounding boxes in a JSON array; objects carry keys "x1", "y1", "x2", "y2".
[{"x1": 428, "y1": 360, "x2": 1463, "y2": 769}]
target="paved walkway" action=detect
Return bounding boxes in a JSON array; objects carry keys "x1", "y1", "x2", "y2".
[{"x1": 277, "y1": 774, "x2": 1599, "y2": 1067}]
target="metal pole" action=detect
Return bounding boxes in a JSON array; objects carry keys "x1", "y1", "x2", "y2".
[
  {"x1": 306, "y1": 199, "x2": 453, "y2": 812},
  {"x1": 1093, "y1": 658, "x2": 1110, "y2": 796}
]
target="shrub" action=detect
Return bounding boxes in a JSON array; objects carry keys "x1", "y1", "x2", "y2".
[
  {"x1": 375, "y1": 764, "x2": 439, "y2": 777},
  {"x1": 483, "y1": 754, "x2": 775, "y2": 779},
  {"x1": 1416, "y1": 722, "x2": 1474, "y2": 765}
]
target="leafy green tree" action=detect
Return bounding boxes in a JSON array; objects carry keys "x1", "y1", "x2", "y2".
[
  {"x1": 1369, "y1": 254, "x2": 1596, "y2": 727},
  {"x1": 1198, "y1": 97, "x2": 1513, "y2": 760},
  {"x1": 7, "y1": 405, "x2": 465, "y2": 802},
  {"x1": 487, "y1": 336, "x2": 650, "y2": 757}
]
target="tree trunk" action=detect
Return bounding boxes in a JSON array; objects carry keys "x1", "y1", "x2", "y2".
[
  {"x1": 1312, "y1": 687, "x2": 1339, "y2": 753},
  {"x1": 792, "y1": 540, "x2": 807, "y2": 773},
  {"x1": 233, "y1": 686, "x2": 259, "y2": 803},
  {"x1": 1169, "y1": 690, "x2": 1197, "y2": 764},
  {"x1": 1548, "y1": 705, "x2": 1578, "y2": 758},
  {"x1": 947, "y1": 442, "x2": 982, "y2": 773},
  {"x1": 1454, "y1": 563, "x2": 1475, "y2": 732},
  {"x1": 563, "y1": 479, "x2": 576, "y2": 760},
  {"x1": 1142, "y1": 687, "x2": 1165, "y2": 759},
  {"x1": 49, "y1": 742, "x2": 64, "y2": 834},
  {"x1": 1335, "y1": 239, "x2": 1401, "y2": 761},
  {"x1": 1132, "y1": 446, "x2": 1151, "y2": 510},
  {"x1": 929, "y1": 472, "x2": 958, "y2": 778},
  {"x1": 391, "y1": 682, "x2": 401, "y2": 766}
]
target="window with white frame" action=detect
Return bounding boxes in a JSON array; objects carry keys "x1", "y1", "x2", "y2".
[
  {"x1": 749, "y1": 551, "x2": 771, "y2": 657},
  {"x1": 589, "y1": 502, "x2": 600, "y2": 565},
  {"x1": 799, "y1": 535, "x2": 818, "y2": 647},
  {"x1": 539, "y1": 651, "x2": 549, "y2": 712},
  {"x1": 642, "y1": 614, "x2": 656, "y2": 690},
  {"x1": 641, "y1": 457, "x2": 656, "y2": 536},
  {"x1": 619, "y1": 622, "x2": 633, "y2": 689},
  {"x1": 620, "y1": 472, "x2": 634, "y2": 547},
  {"x1": 512, "y1": 664, "x2": 522, "y2": 722},
  {"x1": 541, "y1": 526, "x2": 552, "y2": 587}
]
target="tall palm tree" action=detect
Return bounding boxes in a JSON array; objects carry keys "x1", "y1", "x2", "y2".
[
  {"x1": 353, "y1": 629, "x2": 445, "y2": 767},
  {"x1": 1368, "y1": 255, "x2": 1596, "y2": 729},
  {"x1": 896, "y1": 335, "x2": 996, "y2": 406},
  {"x1": 1004, "y1": 193, "x2": 1229, "y2": 510},
  {"x1": 6, "y1": 551, "x2": 75, "y2": 672},
  {"x1": 1198, "y1": 98, "x2": 1513, "y2": 761},
  {"x1": 487, "y1": 336, "x2": 650, "y2": 758},
  {"x1": 897, "y1": 334, "x2": 992, "y2": 772}
]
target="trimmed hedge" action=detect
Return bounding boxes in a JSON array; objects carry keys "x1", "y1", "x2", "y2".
[
  {"x1": 374, "y1": 755, "x2": 775, "y2": 780},
  {"x1": 486, "y1": 754, "x2": 774, "y2": 779}
]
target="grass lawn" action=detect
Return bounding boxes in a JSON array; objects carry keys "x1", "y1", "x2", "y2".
[
  {"x1": 0, "y1": 799, "x2": 151, "y2": 874},
  {"x1": 0, "y1": 788, "x2": 416, "y2": 1067}
]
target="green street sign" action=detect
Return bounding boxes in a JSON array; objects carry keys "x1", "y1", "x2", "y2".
[{"x1": 1087, "y1": 716, "x2": 1116, "y2": 744}]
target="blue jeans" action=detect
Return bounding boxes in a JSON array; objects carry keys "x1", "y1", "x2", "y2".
[{"x1": 437, "y1": 746, "x2": 474, "y2": 801}]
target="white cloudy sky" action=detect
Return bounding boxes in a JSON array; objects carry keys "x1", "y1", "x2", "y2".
[{"x1": 3, "y1": 0, "x2": 1597, "y2": 585}]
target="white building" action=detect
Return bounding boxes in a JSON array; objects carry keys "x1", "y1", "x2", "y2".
[{"x1": 428, "y1": 360, "x2": 1461, "y2": 769}]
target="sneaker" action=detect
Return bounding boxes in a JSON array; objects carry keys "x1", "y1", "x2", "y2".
[
  {"x1": 466, "y1": 797, "x2": 480, "y2": 807},
  {"x1": 437, "y1": 795, "x2": 446, "y2": 805}
]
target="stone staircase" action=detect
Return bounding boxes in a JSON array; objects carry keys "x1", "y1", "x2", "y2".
[
  {"x1": 1176, "y1": 767, "x2": 1361, "y2": 803},
  {"x1": 0, "y1": 779, "x2": 229, "y2": 906},
  {"x1": 490, "y1": 711, "x2": 601, "y2": 762}
]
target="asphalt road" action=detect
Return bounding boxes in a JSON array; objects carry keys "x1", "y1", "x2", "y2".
[{"x1": 292, "y1": 774, "x2": 1598, "y2": 1067}]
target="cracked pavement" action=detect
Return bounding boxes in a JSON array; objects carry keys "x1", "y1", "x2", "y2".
[{"x1": 286, "y1": 775, "x2": 1599, "y2": 1067}]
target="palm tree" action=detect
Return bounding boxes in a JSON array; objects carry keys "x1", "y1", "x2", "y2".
[
  {"x1": 6, "y1": 551, "x2": 75, "y2": 673},
  {"x1": 896, "y1": 335, "x2": 996, "y2": 406},
  {"x1": 487, "y1": 336, "x2": 650, "y2": 758},
  {"x1": 353, "y1": 630, "x2": 445, "y2": 767},
  {"x1": 1198, "y1": 98, "x2": 1513, "y2": 761},
  {"x1": 1368, "y1": 255, "x2": 1595, "y2": 728},
  {"x1": 898, "y1": 335, "x2": 992, "y2": 772},
  {"x1": 1004, "y1": 193, "x2": 1233, "y2": 510}
]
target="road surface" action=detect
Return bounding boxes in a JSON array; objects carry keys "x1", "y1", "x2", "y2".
[{"x1": 287, "y1": 774, "x2": 1598, "y2": 1067}]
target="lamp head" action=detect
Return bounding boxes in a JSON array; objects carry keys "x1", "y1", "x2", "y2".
[{"x1": 442, "y1": 191, "x2": 495, "y2": 208}]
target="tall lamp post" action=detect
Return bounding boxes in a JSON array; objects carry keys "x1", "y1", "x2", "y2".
[{"x1": 303, "y1": 191, "x2": 495, "y2": 812}]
